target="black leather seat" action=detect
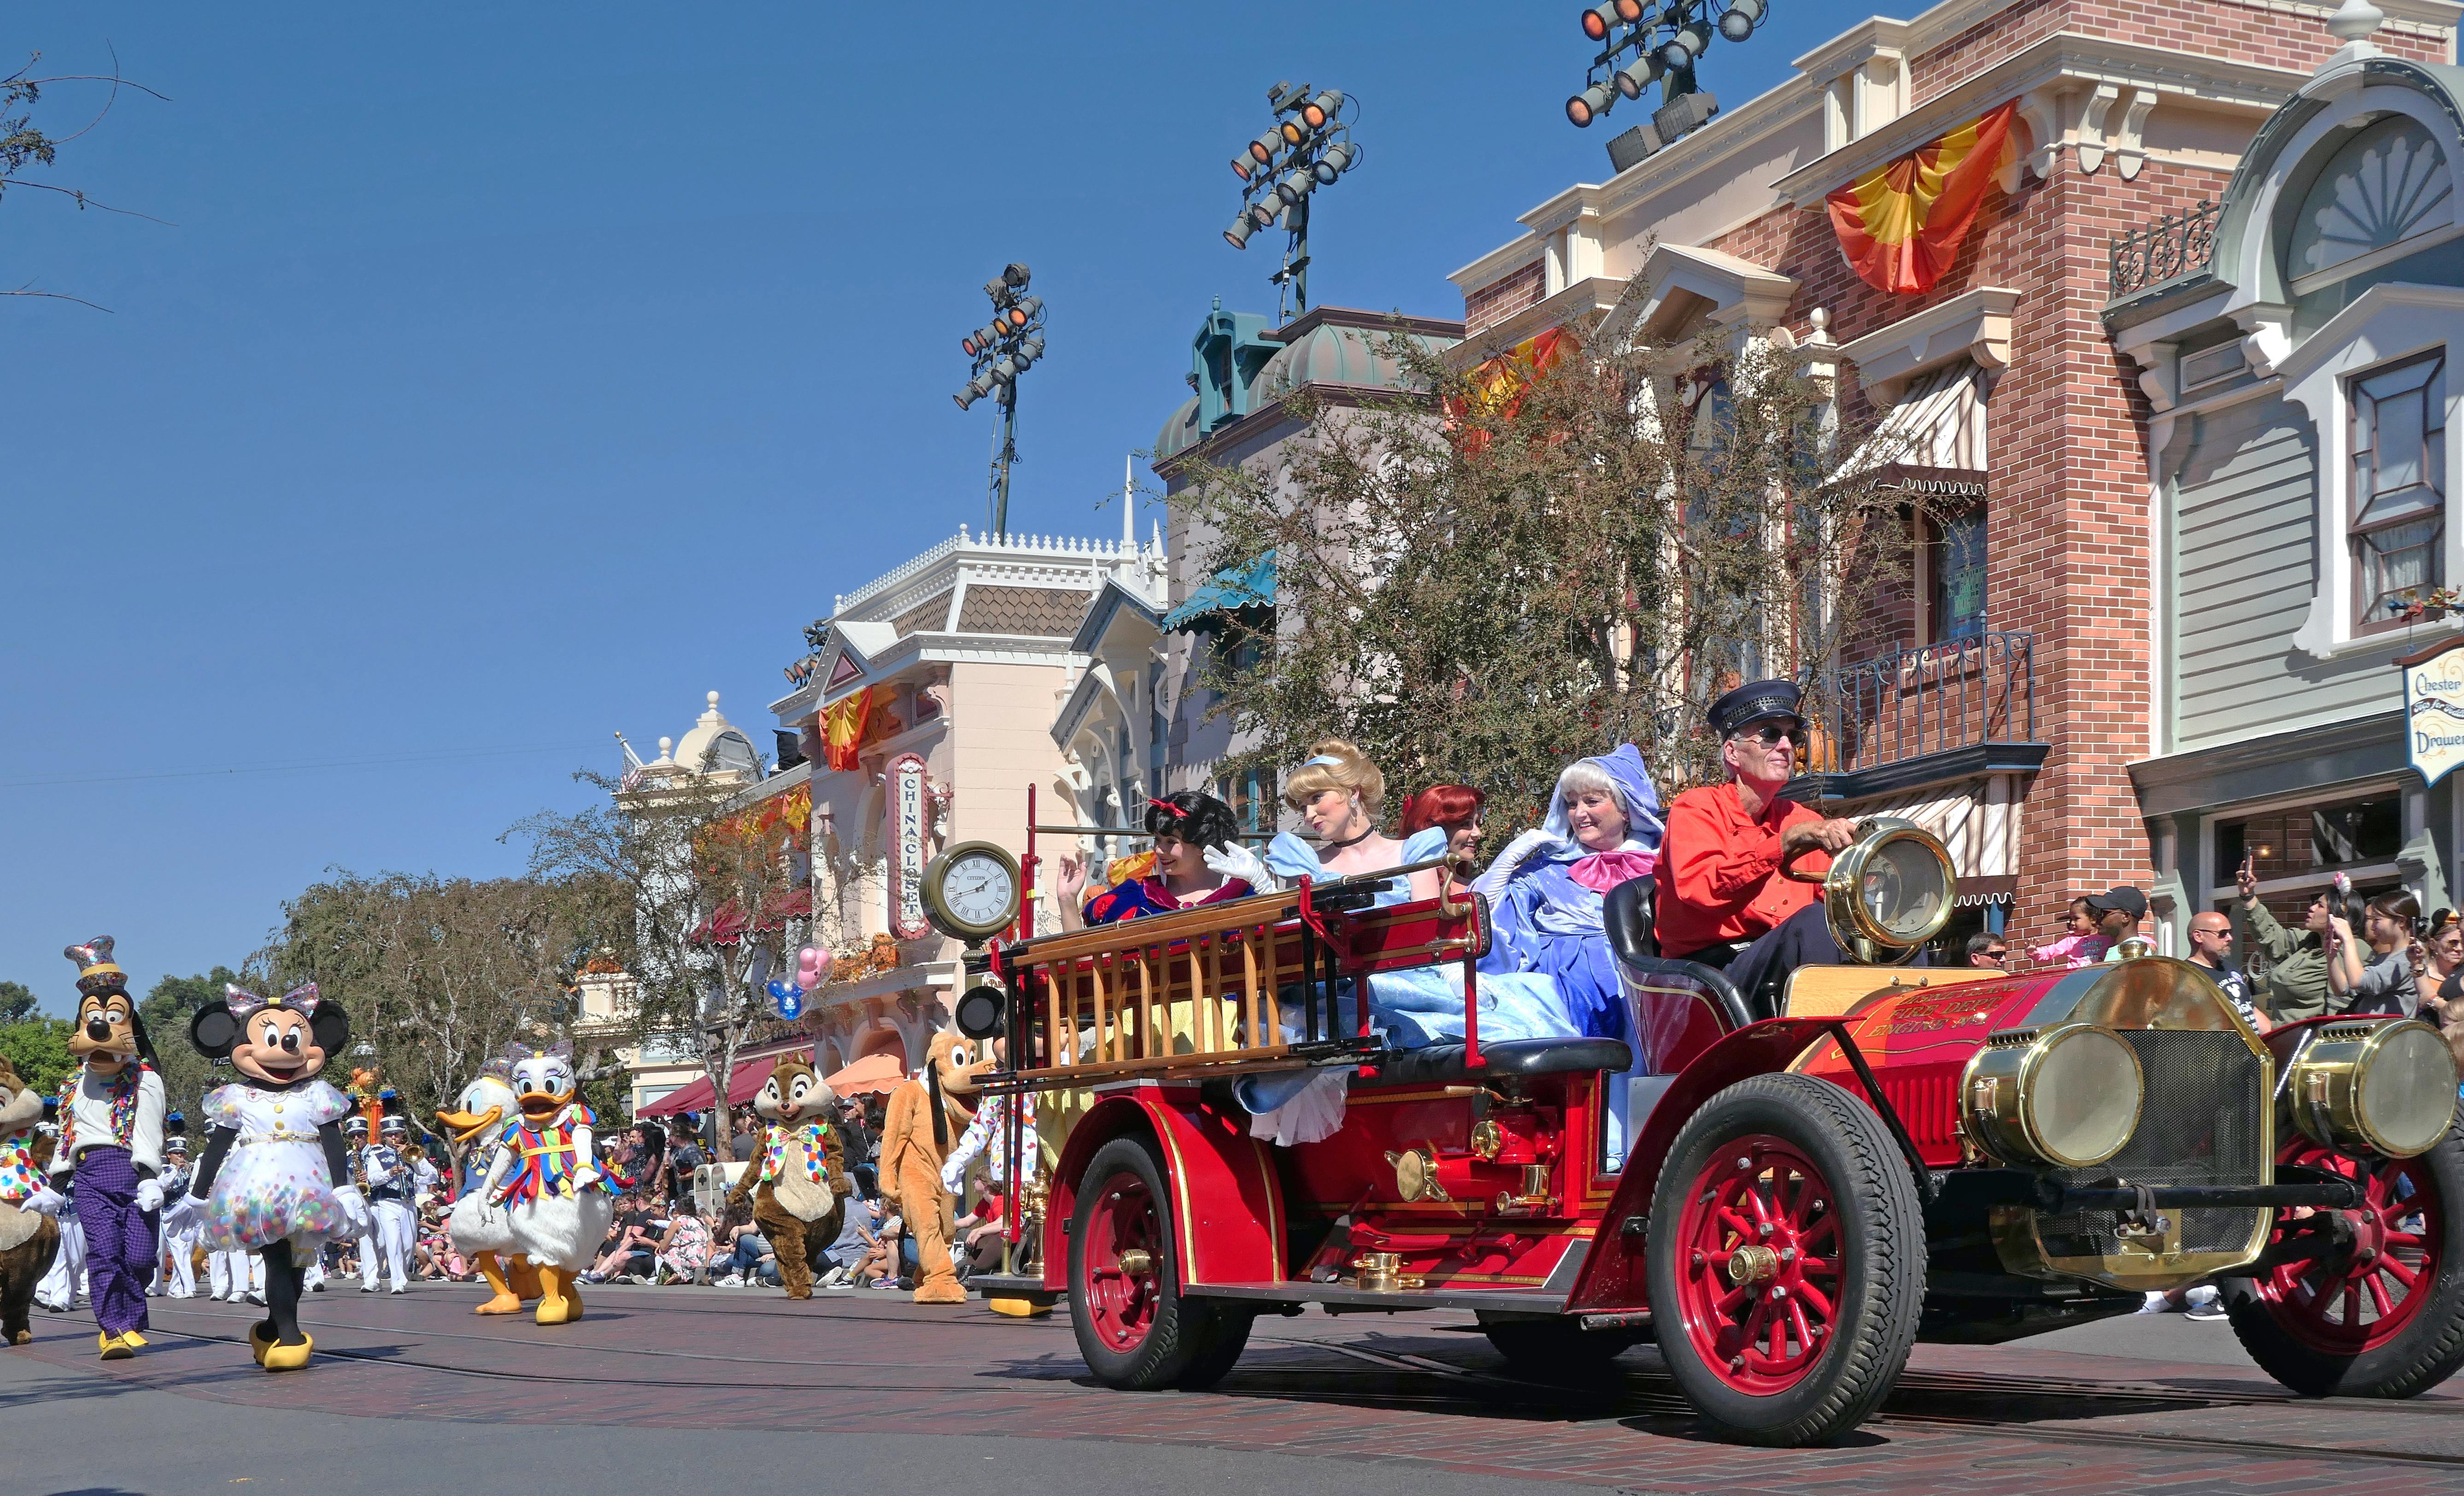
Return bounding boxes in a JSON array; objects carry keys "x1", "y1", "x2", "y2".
[
  {"x1": 1604, "y1": 876, "x2": 1659, "y2": 966},
  {"x1": 1370, "y1": 1036, "x2": 1634, "y2": 1087}
]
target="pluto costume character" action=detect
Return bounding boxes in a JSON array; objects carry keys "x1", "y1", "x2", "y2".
[
  {"x1": 878, "y1": 1032, "x2": 992, "y2": 1305},
  {"x1": 435, "y1": 1055, "x2": 540, "y2": 1314},
  {"x1": 725, "y1": 1053, "x2": 846, "y2": 1300},
  {"x1": 185, "y1": 982, "x2": 372, "y2": 1372},
  {"x1": 0, "y1": 1058, "x2": 61, "y2": 1345},
  {"x1": 472, "y1": 1042, "x2": 614, "y2": 1325},
  {"x1": 48, "y1": 939, "x2": 170, "y2": 1360}
]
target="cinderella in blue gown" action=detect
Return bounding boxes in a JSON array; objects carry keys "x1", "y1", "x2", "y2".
[{"x1": 1472, "y1": 742, "x2": 1666, "y2": 1163}]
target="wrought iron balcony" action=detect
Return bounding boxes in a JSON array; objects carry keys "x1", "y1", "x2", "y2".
[
  {"x1": 1791, "y1": 630, "x2": 2047, "y2": 801},
  {"x1": 2110, "y1": 199, "x2": 2220, "y2": 299}
]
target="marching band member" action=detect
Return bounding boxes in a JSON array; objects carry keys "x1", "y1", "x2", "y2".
[
  {"x1": 360, "y1": 1116, "x2": 416, "y2": 1293},
  {"x1": 155, "y1": 1133, "x2": 202, "y2": 1299}
]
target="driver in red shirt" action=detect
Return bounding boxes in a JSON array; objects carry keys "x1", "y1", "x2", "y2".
[{"x1": 1658, "y1": 680, "x2": 1862, "y2": 1004}]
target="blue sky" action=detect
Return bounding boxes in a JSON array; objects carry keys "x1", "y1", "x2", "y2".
[{"x1": 2, "y1": 2, "x2": 1836, "y2": 1012}]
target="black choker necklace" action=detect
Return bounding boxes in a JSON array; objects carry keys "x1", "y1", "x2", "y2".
[{"x1": 1323, "y1": 825, "x2": 1376, "y2": 851}]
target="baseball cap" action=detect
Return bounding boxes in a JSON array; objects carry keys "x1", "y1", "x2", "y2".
[{"x1": 2085, "y1": 886, "x2": 2147, "y2": 921}]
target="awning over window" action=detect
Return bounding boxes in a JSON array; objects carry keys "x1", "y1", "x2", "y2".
[
  {"x1": 1835, "y1": 774, "x2": 2019, "y2": 903},
  {"x1": 1835, "y1": 358, "x2": 1989, "y2": 480},
  {"x1": 1163, "y1": 550, "x2": 1276, "y2": 634}
]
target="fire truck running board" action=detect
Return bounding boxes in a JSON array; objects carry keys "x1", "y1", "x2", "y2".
[{"x1": 1184, "y1": 1282, "x2": 1572, "y2": 1315}]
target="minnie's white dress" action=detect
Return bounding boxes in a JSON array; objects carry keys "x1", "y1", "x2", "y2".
[{"x1": 199, "y1": 1081, "x2": 351, "y2": 1252}]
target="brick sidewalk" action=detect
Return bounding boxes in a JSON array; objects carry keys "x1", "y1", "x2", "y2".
[{"x1": 17, "y1": 1285, "x2": 2464, "y2": 1493}]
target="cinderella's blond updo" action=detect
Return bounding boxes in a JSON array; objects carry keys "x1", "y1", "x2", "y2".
[{"x1": 1281, "y1": 739, "x2": 1386, "y2": 818}]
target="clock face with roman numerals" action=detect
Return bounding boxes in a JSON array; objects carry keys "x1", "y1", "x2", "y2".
[{"x1": 922, "y1": 841, "x2": 1023, "y2": 942}]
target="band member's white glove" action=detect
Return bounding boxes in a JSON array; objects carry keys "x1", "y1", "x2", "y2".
[
  {"x1": 22, "y1": 1186, "x2": 66, "y2": 1217},
  {"x1": 1471, "y1": 829, "x2": 1561, "y2": 901},
  {"x1": 135, "y1": 1178, "x2": 164, "y2": 1213},
  {"x1": 332, "y1": 1184, "x2": 374, "y2": 1238},
  {"x1": 1204, "y1": 842, "x2": 1277, "y2": 891}
]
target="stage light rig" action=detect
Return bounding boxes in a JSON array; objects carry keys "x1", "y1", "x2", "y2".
[
  {"x1": 951, "y1": 262, "x2": 1046, "y2": 540},
  {"x1": 1221, "y1": 81, "x2": 1361, "y2": 324},
  {"x1": 1564, "y1": 0, "x2": 1769, "y2": 170}
]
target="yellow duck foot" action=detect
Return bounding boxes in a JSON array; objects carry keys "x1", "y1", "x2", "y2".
[
  {"x1": 261, "y1": 1335, "x2": 314, "y2": 1372},
  {"x1": 249, "y1": 1320, "x2": 276, "y2": 1366},
  {"x1": 98, "y1": 1332, "x2": 135, "y2": 1361},
  {"x1": 473, "y1": 1293, "x2": 524, "y2": 1314}
]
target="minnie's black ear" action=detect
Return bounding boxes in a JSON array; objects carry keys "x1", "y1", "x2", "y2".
[
  {"x1": 309, "y1": 1001, "x2": 350, "y2": 1058},
  {"x1": 189, "y1": 1003, "x2": 240, "y2": 1059}
]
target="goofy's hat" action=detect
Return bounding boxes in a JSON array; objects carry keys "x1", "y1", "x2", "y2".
[{"x1": 65, "y1": 936, "x2": 128, "y2": 996}]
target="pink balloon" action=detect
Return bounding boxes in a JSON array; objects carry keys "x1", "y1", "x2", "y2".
[{"x1": 798, "y1": 946, "x2": 830, "y2": 985}]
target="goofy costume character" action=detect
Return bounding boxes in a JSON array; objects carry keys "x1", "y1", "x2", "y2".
[{"x1": 38, "y1": 939, "x2": 169, "y2": 1360}]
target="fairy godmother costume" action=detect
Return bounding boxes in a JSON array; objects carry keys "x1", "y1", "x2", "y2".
[{"x1": 1471, "y1": 743, "x2": 1666, "y2": 1161}]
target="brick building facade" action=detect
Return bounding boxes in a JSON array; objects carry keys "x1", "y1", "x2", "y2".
[{"x1": 1449, "y1": 0, "x2": 2459, "y2": 950}]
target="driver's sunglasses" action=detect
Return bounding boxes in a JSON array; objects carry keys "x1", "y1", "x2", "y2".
[{"x1": 1732, "y1": 724, "x2": 1797, "y2": 746}]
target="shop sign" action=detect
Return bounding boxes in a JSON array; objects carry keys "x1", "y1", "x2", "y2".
[
  {"x1": 2400, "y1": 636, "x2": 2464, "y2": 787},
  {"x1": 887, "y1": 752, "x2": 932, "y2": 939}
]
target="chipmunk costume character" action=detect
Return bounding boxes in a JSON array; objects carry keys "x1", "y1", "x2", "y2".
[
  {"x1": 186, "y1": 982, "x2": 370, "y2": 1372},
  {"x1": 0, "y1": 1058, "x2": 61, "y2": 1345},
  {"x1": 879, "y1": 1031, "x2": 993, "y2": 1305},
  {"x1": 435, "y1": 1056, "x2": 540, "y2": 1314},
  {"x1": 725, "y1": 1053, "x2": 846, "y2": 1300},
  {"x1": 472, "y1": 1041, "x2": 614, "y2": 1325},
  {"x1": 48, "y1": 939, "x2": 170, "y2": 1360}
]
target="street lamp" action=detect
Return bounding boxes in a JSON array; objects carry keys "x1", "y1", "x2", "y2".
[
  {"x1": 951, "y1": 261, "x2": 1047, "y2": 539},
  {"x1": 1218, "y1": 79, "x2": 1361, "y2": 324},
  {"x1": 1563, "y1": 0, "x2": 1772, "y2": 169}
]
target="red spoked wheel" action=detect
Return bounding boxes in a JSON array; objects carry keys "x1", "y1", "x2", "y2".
[
  {"x1": 1067, "y1": 1135, "x2": 1251, "y2": 1390},
  {"x1": 2230, "y1": 1126, "x2": 2464, "y2": 1398},
  {"x1": 2259, "y1": 1143, "x2": 2441, "y2": 1353},
  {"x1": 1079, "y1": 1164, "x2": 1162, "y2": 1355},
  {"x1": 1646, "y1": 1074, "x2": 1923, "y2": 1447},
  {"x1": 1672, "y1": 1133, "x2": 1844, "y2": 1395}
]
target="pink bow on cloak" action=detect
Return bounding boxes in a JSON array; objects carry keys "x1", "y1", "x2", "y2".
[{"x1": 1567, "y1": 849, "x2": 1656, "y2": 893}]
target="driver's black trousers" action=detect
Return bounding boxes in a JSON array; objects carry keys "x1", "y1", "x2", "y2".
[{"x1": 1677, "y1": 905, "x2": 1841, "y2": 1019}]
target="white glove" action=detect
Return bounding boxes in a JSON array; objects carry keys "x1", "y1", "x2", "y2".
[
  {"x1": 1204, "y1": 841, "x2": 1277, "y2": 891},
  {"x1": 135, "y1": 1178, "x2": 164, "y2": 1213},
  {"x1": 1472, "y1": 829, "x2": 1561, "y2": 901},
  {"x1": 332, "y1": 1184, "x2": 373, "y2": 1237},
  {"x1": 22, "y1": 1186, "x2": 66, "y2": 1217},
  {"x1": 572, "y1": 1167, "x2": 602, "y2": 1191}
]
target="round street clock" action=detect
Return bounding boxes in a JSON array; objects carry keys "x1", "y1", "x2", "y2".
[{"x1": 921, "y1": 840, "x2": 1023, "y2": 943}]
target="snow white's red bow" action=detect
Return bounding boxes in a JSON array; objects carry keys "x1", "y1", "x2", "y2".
[{"x1": 1147, "y1": 798, "x2": 1186, "y2": 817}]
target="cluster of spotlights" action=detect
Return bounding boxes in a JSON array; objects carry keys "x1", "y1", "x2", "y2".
[
  {"x1": 1566, "y1": 0, "x2": 1765, "y2": 129},
  {"x1": 953, "y1": 263, "x2": 1045, "y2": 411},
  {"x1": 1222, "y1": 79, "x2": 1359, "y2": 250}
]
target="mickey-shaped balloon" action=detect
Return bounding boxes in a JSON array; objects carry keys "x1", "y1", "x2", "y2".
[{"x1": 184, "y1": 983, "x2": 367, "y2": 1372}]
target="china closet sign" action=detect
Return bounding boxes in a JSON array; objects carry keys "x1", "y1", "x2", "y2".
[{"x1": 888, "y1": 752, "x2": 932, "y2": 939}]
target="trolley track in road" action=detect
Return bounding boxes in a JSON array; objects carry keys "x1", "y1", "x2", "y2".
[{"x1": 110, "y1": 1295, "x2": 2464, "y2": 1471}]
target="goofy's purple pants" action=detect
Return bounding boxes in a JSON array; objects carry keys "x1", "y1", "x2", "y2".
[{"x1": 71, "y1": 1145, "x2": 156, "y2": 1337}]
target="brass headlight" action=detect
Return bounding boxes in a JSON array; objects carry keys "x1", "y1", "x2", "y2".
[
  {"x1": 1962, "y1": 1022, "x2": 2146, "y2": 1169},
  {"x1": 2287, "y1": 1019, "x2": 2459, "y2": 1159},
  {"x1": 1785, "y1": 816, "x2": 1954, "y2": 962}
]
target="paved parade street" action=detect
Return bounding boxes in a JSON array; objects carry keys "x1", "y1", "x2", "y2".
[{"x1": 13, "y1": 1282, "x2": 2464, "y2": 1496}]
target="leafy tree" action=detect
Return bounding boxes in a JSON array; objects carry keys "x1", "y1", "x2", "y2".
[
  {"x1": 252, "y1": 871, "x2": 610, "y2": 1144},
  {"x1": 0, "y1": 980, "x2": 37, "y2": 1024},
  {"x1": 1175, "y1": 277, "x2": 1925, "y2": 835},
  {"x1": 0, "y1": 1016, "x2": 72, "y2": 1097}
]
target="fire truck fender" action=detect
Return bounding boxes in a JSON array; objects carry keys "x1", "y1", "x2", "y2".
[
  {"x1": 1040, "y1": 1088, "x2": 1288, "y2": 1293},
  {"x1": 1566, "y1": 1017, "x2": 1839, "y2": 1311}
]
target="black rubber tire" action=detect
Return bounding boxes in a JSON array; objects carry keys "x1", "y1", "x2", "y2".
[
  {"x1": 1479, "y1": 1315, "x2": 1642, "y2": 1373},
  {"x1": 1068, "y1": 1135, "x2": 1247, "y2": 1390},
  {"x1": 1646, "y1": 1073, "x2": 1926, "y2": 1447},
  {"x1": 2228, "y1": 1124, "x2": 2464, "y2": 1399}
]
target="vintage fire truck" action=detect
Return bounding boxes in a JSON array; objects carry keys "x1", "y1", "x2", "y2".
[{"x1": 934, "y1": 819, "x2": 2464, "y2": 1446}]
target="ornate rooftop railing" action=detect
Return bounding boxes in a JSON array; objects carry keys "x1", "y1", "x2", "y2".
[{"x1": 2110, "y1": 199, "x2": 2220, "y2": 299}]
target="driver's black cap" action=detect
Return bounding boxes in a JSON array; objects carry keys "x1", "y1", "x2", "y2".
[{"x1": 1708, "y1": 678, "x2": 1806, "y2": 739}]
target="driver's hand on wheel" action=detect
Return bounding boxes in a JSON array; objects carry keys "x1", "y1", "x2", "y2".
[{"x1": 1785, "y1": 818, "x2": 1859, "y2": 856}]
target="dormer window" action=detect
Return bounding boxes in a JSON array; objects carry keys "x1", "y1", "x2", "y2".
[
  {"x1": 2349, "y1": 349, "x2": 2446, "y2": 624},
  {"x1": 2288, "y1": 116, "x2": 2455, "y2": 291}
]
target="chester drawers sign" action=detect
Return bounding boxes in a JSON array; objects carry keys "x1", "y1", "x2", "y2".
[{"x1": 2400, "y1": 637, "x2": 2464, "y2": 788}]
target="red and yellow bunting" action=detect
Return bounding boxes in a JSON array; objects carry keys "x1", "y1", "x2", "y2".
[{"x1": 1826, "y1": 101, "x2": 2016, "y2": 295}]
